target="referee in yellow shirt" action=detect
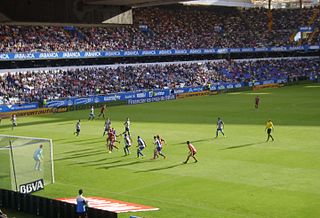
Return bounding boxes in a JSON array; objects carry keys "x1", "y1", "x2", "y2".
[{"x1": 265, "y1": 119, "x2": 275, "y2": 142}]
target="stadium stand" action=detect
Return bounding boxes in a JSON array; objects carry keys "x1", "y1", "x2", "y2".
[
  {"x1": 0, "y1": 5, "x2": 319, "y2": 53},
  {"x1": 0, "y1": 58, "x2": 319, "y2": 105}
]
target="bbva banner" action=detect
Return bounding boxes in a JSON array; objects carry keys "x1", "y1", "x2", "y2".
[{"x1": 19, "y1": 179, "x2": 44, "y2": 194}]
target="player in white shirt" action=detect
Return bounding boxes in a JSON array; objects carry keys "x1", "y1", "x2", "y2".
[
  {"x1": 123, "y1": 118, "x2": 131, "y2": 137},
  {"x1": 123, "y1": 133, "x2": 132, "y2": 156},
  {"x1": 88, "y1": 106, "x2": 94, "y2": 120},
  {"x1": 103, "y1": 118, "x2": 111, "y2": 136},
  {"x1": 74, "y1": 120, "x2": 81, "y2": 136},
  {"x1": 153, "y1": 135, "x2": 166, "y2": 159},
  {"x1": 215, "y1": 117, "x2": 226, "y2": 138},
  {"x1": 11, "y1": 114, "x2": 17, "y2": 130}
]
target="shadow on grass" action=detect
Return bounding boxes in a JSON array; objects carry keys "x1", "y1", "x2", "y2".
[
  {"x1": 62, "y1": 137, "x2": 103, "y2": 144},
  {"x1": 75, "y1": 140, "x2": 105, "y2": 146},
  {"x1": 0, "y1": 118, "x2": 70, "y2": 130},
  {"x1": 52, "y1": 138, "x2": 70, "y2": 142},
  {"x1": 70, "y1": 157, "x2": 123, "y2": 167},
  {"x1": 97, "y1": 159, "x2": 154, "y2": 170},
  {"x1": 57, "y1": 122, "x2": 75, "y2": 125},
  {"x1": 134, "y1": 163, "x2": 183, "y2": 173},
  {"x1": 55, "y1": 150, "x2": 105, "y2": 161},
  {"x1": 86, "y1": 160, "x2": 122, "y2": 167},
  {"x1": 57, "y1": 147, "x2": 97, "y2": 155},
  {"x1": 177, "y1": 138, "x2": 212, "y2": 145},
  {"x1": 222, "y1": 141, "x2": 265, "y2": 150},
  {"x1": 0, "y1": 175, "x2": 10, "y2": 179}
]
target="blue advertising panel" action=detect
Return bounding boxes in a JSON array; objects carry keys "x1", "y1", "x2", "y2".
[
  {"x1": 247, "y1": 79, "x2": 287, "y2": 87},
  {"x1": 128, "y1": 95, "x2": 176, "y2": 105},
  {"x1": 0, "y1": 79, "x2": 289, "y2": 111},
  {"x1": 45, "y1": 89, "x2": 172, "y2": 108},
  {"x1": 0, "y1": 45, "x2": 319, "y2": 61},
  {"x1": 174, "y1": 86, "x2": 204, "y2": 94},
  {"x1": 299, "y1": 27, "x2": 313, "y2": 32},
  {"x1": 0, "y1": 102, "x2": 39, "y2": 112}
]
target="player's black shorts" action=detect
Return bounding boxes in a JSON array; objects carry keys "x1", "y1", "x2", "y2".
[
  {"x1": 77, "y1": 212, "x2": 87, "y2": 218},
  {"x1": 76, "y1": 129, "x2": 80, "y2": 133},
  {"x1": 125, "y1": 127, "x2": 130, "y2": 132},
  {"x1": 267, "y1": 128, "x2": 271, "y2": 134}
]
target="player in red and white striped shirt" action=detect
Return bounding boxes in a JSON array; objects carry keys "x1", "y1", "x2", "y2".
[{"x1": 183, "y1": 141, "x2": 198, "y2": 164}]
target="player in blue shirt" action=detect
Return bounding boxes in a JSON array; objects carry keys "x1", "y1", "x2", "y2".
[
  {"x1": 88, "y1": 106, "x2": 94, "y2": 120},
  {"x1": 33, "y1": 144, "x2": 43, "y2": 171},
  {"x1": 137, "y1": 136, "x2": 146, "y2": 158},
  {"x1": 76, "y1": 189, "x2": 88, "y2": 218}
]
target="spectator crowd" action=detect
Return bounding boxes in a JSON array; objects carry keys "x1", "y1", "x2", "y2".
[
  {"x1": 0, "y1": 6, "x2": 319, "y2": 53},
  {"x1": 0, "y1": 58, "x2": 319, "y2": 105}
]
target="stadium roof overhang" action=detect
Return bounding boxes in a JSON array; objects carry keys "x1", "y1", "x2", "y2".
[
  {"x1": 85, "y1": 0, "x2": 181, "y2": 7},
  {"x1": 84, "y1": 0, "x2": 254, "y2": 8}
]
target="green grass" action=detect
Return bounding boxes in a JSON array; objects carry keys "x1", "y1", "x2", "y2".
[{"x1": 0, "y1": 84, "x2": 320, "y2": 218}]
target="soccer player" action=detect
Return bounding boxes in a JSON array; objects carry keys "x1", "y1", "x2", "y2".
[
  {"x1": 183, "y1": 141, "x2": 198, "y2": 164},
  {"x1": 137, "y1": 136, "x2": 146, "y2": 158},
  {"x1": 103, "y1": 118, "x2": 111, "y2": 136},
  {"x1": 74, "y1": 120, "x2": 81, "y2": 136},
  {"x1": 123, "y1": 133, "x2": 132, "y2": 156},
  {"x1": 106, "y1": 131, "x2": 114, "y2": 153},
  {"x1": 123, "y1": 118, "x2": 131, "y2": 137},
  {"x1": 88, "y1": 106, "x2": 94, "y2": 120},
  {"x1": 106, "y1": 129, "x2": 118, "y2": 153},
  {"x1": 255, "y1": 96, "x2": 260, "y2": 109},
  {"x1": 33, "y1": 144, "x2": 43, "y2": 171},
  {"x1": 76, "y1": 189, "x2": 88, "y2": 218},
  {"x1": 112, "y1": 128, "x2": 120, "y2": 143},
  {"x1": 98, "y1": 104, "x2": 106, "y2": 119},
  {"x1": 215, "y1": 117, "x2": 226, "y2": 138},
  {"x1": 157, "y1": 135, "x2": 166, "y2": 146},
  {"x1": 153, "y1": 135, "x2": 166, "y2": 159},
  {"x1": 11, "y1": 114, "x2": 17, "y2": 130},
  {"x1": 265, "y1": 119, "x2": 275, "y2": 142}
]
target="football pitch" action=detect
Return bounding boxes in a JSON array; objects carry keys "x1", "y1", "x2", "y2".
[{"x1": 0, "y1": 84, "x2": 320, "y2": 218}]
